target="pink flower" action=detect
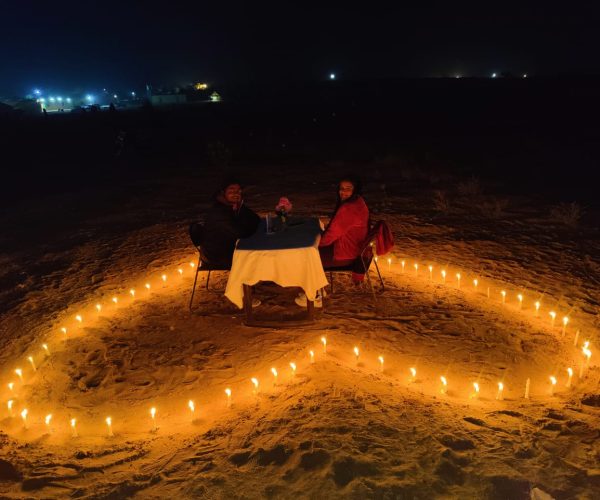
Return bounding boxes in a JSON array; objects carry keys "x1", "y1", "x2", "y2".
[{"x1": 275, "y1": 197, "x2": 292, "y2": 213}]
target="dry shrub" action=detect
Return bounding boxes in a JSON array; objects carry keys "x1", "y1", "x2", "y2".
[
  {"x1": 550, "y1": 202, "x2": 583, "y2": 227},
  {"x1": 479, "y1": 198, "x2": 509, "y2": 218},
  {"x1": 433, "y1": 190, "x2": 450, "y2": 213},
  {"x1": 457, "y1": 176, "x2": 482, "y2": 197}
]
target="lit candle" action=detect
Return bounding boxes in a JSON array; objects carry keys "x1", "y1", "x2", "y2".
[
  {"x1": 471, "y1": 382, "x2": 480, "y2": 399},
  {"x1": 375, "y1": 256, "x2": 379, "y2": 264},
  {"x1": 96, "y1": 303, "x2": 102, "y2": 312},
  {"x1": 440, "y1": 376, "x2": 448, "y2": 395},
  {"x1": 428, "y1": 265, "x2": 433, "y2": 280},
  {"x1": 271, "y1": 367, "x2": 278, "y2": 383},
  {"x1": 7, "y1": 382, "x2": 14, "y2": 393},
  {"x1": 71, "y1": 418, "x2": 78, "y2": 437},
  {"x1": 251, "y1": 377, "x2": 259, "y2": 395},
  {"x1": 496, "y1": 382, "x2": 504, "y2": 401},
  {"x1": 401, "y1": 260, "x2": 405, "y2": 273},
  {"x1": 441, "y1": 270, "x2": 446, "y2": 284},
  {"x1": 309, "y1": 350, "x2": 315, "y2": 364},
  {"x1": 473, "y1": 279, "x2": 478, "y2": 289},
  {"x1": 321, "y1": 336, "x2": 327, "y2": 354},
  {"x1": 566, "y1": 368, "x2": 573, "y2": 388},
  {"x1": 353, "y1": 346, "x2": 360, "y2": 364},
  {"x1": 189, "y1": 261, "x2": 195, "y2": 268},
  {"x1": 21, "y1": 408, "x2": 28, "y2": 429},
  {"x1": 456, "y1": 273, "x2": 461, "y2": 288},
  {"x1": 524, "y1": 378, "x2": 530, "y2": 399},
  {"x1": 161, "y1": 274, "x2": 167, "y2": 282},
  {"x1": 290, "y1": 362, "x2": 297, "y2": 376},
  {"x1": 61, "y1": 327, "x2": 68, "y2": 335},
  {"x1": 7, "y1": 400, "x2": 13, "y2": 417},
  {"x1": 150, "y1": 407, "x2": 157, "y2": 430},
  {"x1": 573, "y1": 329, "x2": 579, "y2": 347},
  {"x1": 583, "y1": 347, "x2": 592, "y2": 372},
  {"x1": 42, "y1": 344, "x2": 50, "y2": 357},
  {"x1": 75, "y1": 315, "x2": 83, "y2": 323},
  {"x1": 549, "y1": 311, "x2": 556, "y2": 327},
  {"x1": 387, "y1": 257, "x2": 391, "y2": 271},
  {"x1": 225, "y1": 388, "x2": 232, "y2": 408},
  {"x1": 178, "y1": 268, "x2": 183, "y2": 275},
  {"x1": 413, "y1": 263, "x2": 418, "y2": 276},
  {"x1": 378, "y1": 355, "x2": 384, "y2": 372},
  {"x1": 112, "y1": 296, "x2": 118, "y2": 304},
  {"x1": 145, "y1": 283, "x2": 151, "y2": 290},
  {"x1": 409, "y1": 367, "x2": 416, "y2": 383},
  {"x1": 500, "y1": 290, "x2": 506, "y2": 304},
  {"x1": 45, "y1": 414, "x2": 52, "y2": 432},
  {"x1": 534, "y1": 301, "x2": 540, "y2": 316},
  {"x1": 517, "y1": 294, "x2": 523, "y2": 309},
  {"x1": 15, "y1": 369, "x2": 23, "y2": 382},
  {"x1": 129, "y1": 288, "x2": 135, "y2": 298},
  {"x1": 106, "y1": 417, "x2": 113, "y2": 437},
  {"x1": 28, "y1": 356, "x2": 36, "y2": 372},
  {"x1": 188, "y1": 400, "x2": 195, "y2": 420},
  {"x1": 549, "y1": 376, "x2": 557, "y2": 396},
  {"x1": 561, "y1": 316, "x2": 569, "y2": 337}
]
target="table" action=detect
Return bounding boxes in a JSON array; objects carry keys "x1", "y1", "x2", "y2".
[{"x1": 224, "y1": 217, "x2": 329, "y2": 325}]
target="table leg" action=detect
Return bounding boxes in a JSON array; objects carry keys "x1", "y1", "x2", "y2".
[
  {"x1": 243, "y1": 284, "x2": 253, "y2": 322},
  {"x1": 306, "y1": 298, "x2": 315, "y2": 321}
]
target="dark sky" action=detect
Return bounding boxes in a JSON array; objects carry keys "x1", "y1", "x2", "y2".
[{"x1": 2, "y1": 1, "x2": 599, "y2": 95}]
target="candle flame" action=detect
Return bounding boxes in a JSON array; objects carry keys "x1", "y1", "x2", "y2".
[
  {"x1": 190, "y1": 262, "x2": 195, "y2": 268},
  {"x1": 387, "y1": 257, "x2": 391, "y2": 265},
  {"x1": 150, "y1": 407, "x2": 156, "y2": 418},
  {"x1": 550, "y1": 376, "x2": 557, "y2": 385},
  {"x1": 75, "y1": 315, "x2": 82, "y2": 323},
  {"x1": 517, "y1": 294, "x2": 523, "y2": 302},
  {"x1": 8, "y1": 382, "x2": 14, "y2": 392},
  {"x1": 188, "y1": 400, "x2": 195, "y2": 412},
  {"x1": 378, "y1": 355, "x2": 384, "y2": 365},
  {"x1": 473, "y1": 382, "x2": 480, "y2": 393},
  {"x1": 7, "y1": 400, "x2": 13, "y2": 410},
  {"x1": 96, "y1": 303, "x2": 102, "y2": 312},
  {"x1": 498, "y1": 382, "x2": 504, "y2": 390},
  {"x1": 309, "y1": 350, "x2": 314, "y2": 360},
  {"x1": 501, "y1": 290, "x2": 506, "y2": 297},
  {"x1": 549, "y1": 311, "x2": 556, "y2": 319},
  {"x1": 162, "y1": 274, "x2": 167, "y2": 282},
  {"x1": 145, "y1": 283, "x2": 151, "y2": 289},
  {"x1": 290, "y1": 362, "x2": 297, "y2": 373},
  {"x1": 61, "y1": 327, "x2": 67, "y2": 334},
  {"x1": 414, "y1": 263, "x2": 418, "y2": 270},
  {"x1": 129, "y1": 289, "x2": 135, "y2": 297},
  {"x1": 535, "y1": 301, "x2": 540, "y2": 310},
  {"x1": 271, "y1": 367, "x2": 278, "y2": 378},
  {"x1": 42, "y1": 344, "x2": 49, "y2": 354},
  {"x1": 567, "y1": 367, "x2": 573, "y2": 376},
  {"x1": 225, "y1": 388, "x2": 231, "y2": 397},
  {"x1": 178, "y1": 268, "x2": 183, "y2": 275},
  {"x1": 562, "y1": 316, "x2": 569, "y2": 325},
  {"x1": 112, "y1": 296, "x2": 118, "y2": 304},
  {"x1": 440, "y1": 376, "x2": 447, "y2": 386},
  {"x1": 353, "y1": 346, "x2": 359, "y2": 357},
  {"x1": 473, "y1": 279, "x2": 478, "y2": 287},
  {"x1": 45, "y1": 414, "x2": 52, "y2": 425},
  {"x1": 70, "y1": 418, "x2": 76, "y2": 428},
  {"x1": 251, "y1": 377, "x2": 259, "y2": 389},
  {"x1": 410, "y1": 367, "x2": 416, "y2": 378},
  {"x1": 456, "y1": 273, "x2": 461, "y2": 279},
  {"x1": 15, "y1": 368, "x2": 23, "y2": 380},
  {"x1": 106, "y1": 416, "x2": 112, "y2": 426},
  {"x1": 429, "y1": 265, "x2": 433, "y2": 272},
  {"x1": 21, "y1": 409, "x2": 27, "y2": 420}
]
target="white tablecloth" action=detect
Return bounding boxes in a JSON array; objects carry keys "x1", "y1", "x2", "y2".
[{"x1": 225, "y1": 243, "x2": 329, "y2": 309}]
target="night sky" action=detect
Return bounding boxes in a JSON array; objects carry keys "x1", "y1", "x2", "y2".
[{"x1": 2, "y1": 2, "x2": 599, "y2": 95}]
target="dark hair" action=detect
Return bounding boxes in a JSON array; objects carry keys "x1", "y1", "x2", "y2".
[
  {"x1": 330, "y1": 174, "x2": 363, "y2": 218},
  {"x1": 219, "y1": 176, "x2": 243, "y2": 192}
]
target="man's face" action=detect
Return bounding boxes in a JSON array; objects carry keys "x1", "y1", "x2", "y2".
[
  {"x1": 339, "y1": 180, "x2": 354, "y2": 201},
  {"x1": 223, "y1": 184, "x2": 242, "y2": 204}
]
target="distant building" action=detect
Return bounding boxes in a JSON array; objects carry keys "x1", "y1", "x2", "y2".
[{"x1": 150, "y1": 94, "x2": 187, "y2": 106}]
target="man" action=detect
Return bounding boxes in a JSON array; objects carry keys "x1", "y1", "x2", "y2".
[{"x1": 201, "y1": 178, "x2": 260, "y2": 268}]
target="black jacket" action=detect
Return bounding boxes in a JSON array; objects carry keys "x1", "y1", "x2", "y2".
[{"x1": 202, "y1": 200, "x2": 260, "y2": 267}]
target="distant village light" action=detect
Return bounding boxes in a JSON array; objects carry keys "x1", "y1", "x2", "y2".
[
  {"x1": 491, "y1": 72, "x2": 497, "y2": 78},
  {"x1": 329, "y1": 73, "x2": 336, "y2": 80},
  {"x1": 194, "y1": 83, "x2": 208, "y2": 90}
]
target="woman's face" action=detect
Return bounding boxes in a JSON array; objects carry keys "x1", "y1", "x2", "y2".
[
  {"x1": 223, "y1": 184, "x2": 242, "y2": 204},
  {"x1": 339, "y1": 180, "x2": 354, "y2": 201}
]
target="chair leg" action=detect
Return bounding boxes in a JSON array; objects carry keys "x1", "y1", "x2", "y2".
[
  {"x1": 374, "y1": 260, "x2": 384, "y2": 291},
  {"x1": 205, "y1": 270, "x2": 211, "y2": 290},
  {"x1": 189, "y1": 258, "x2": 202, "y2": 310}
]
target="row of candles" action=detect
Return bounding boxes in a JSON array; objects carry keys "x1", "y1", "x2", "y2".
[
  {"x1": 1, "y1": 255, "x2": 595, "y2": 439},
  {"x1": 4, "y1": 334, "x2": 595, "y2": 438}
]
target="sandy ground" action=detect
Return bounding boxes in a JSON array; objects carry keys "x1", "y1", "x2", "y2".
[{"x1": 0, "y1": 163, "x2": 599, "y2": 499}]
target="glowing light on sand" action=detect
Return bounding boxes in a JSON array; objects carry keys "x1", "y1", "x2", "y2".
[
  {"x1": 409, "y1": 367, "x2": 416, "y2": 382},
  {"x1": 225, "y1": 389, "x2": 232, "y2": 408},
  {"x1": 190, "y1": 262, "x2": 195, "y2": 268},
  {"x1": 145, "y1": 283, "x2": 151, "y2": 290},
  {"x1": 129, "y1": 288, "x2": 135, "y2": 297},
  {"x1": 321, "y1": 336, "x2": 327, "y2": 354},
  {"x1": 549, "y1": 376, "x2": 557, "y2": 396},
  {"x1": 75, "y1": 315, "x2": 82, "y2": 323},
  {"x1": 440, "y1": 376, "x2": 448, "y2": 394},
  {"x1": 456, "y1": 273, "x2": 461, "y2": 288},
  {"x1": 309, "y1": 350, "x2": 315, "y2": 364},
  {"x1": 378, "y1": 355, "x2": 384, "y2": 372},
  {"x1": 251, "y1": 377, "x2": 259, "y2": 395},
  {"x1": 161, "y1": 274, "x2": 167, "y2": 282},
  {"x1": 150, "y1": 407, "x2": 157, "y2": 430},
  {"x1": 387, "y1": 258, "x2": 391, "y2": 271},
  {"x1": 188, "y1": 400, "x2": 195, "y2": 419},
  {"x1": 428, "y1": 265, "x2": 433, "y2": 280},
  {"x1": 71, "y1": 418, "x2": 78, "y2": 437},
  {"x1": 401, "y1": 260, "x2": 405, "y2": 273},
  {"x1": 524, "y1": 378, "x2": 530, "y2": 399},
  {"x1": 534, "y1": 301, "x2": 540, "y2": 317},
  {"x1": 566, "y1": 367, "x2": 573, "y2": 388},
  {"x1": 28, "y1": 356, "x2": 36, "y2": 372},
  {"x1": 45, "y1": 414, "x2": 52, "y2": 429},
  {"x1": 7, "y1": 382, "x2": 14, "y2": 393},
  {"x1": 112, "y1": 297, "x2": 118, "y2": 304},
  {"x1": 413, "y1": 263, "x2": 418, "y2": 276},
  {"x1": 496, "y1": 382, "x2": 504, "y2": 400},
  {"x1": 7, "y1": 400, "x2": 13, "y2": 416},
  {"x1": 42, "y1": 344, "x2": 50, "y2": 356},
  {"x1": 500, "y1": 290, "x2": 506, "y2": 304},
  {"x1": 271, "y1": 367, "x2": 278, "y2": 381},
  {"x1": 15, "y1": 369, "x2": 23, "y2": 382},
  {"x1": 473, "y1": 279, "x2": 478, "y2": 289},
  {"x1": 549, "y1": 311, "x2": 556, "y2": 327},
  {"x1": 106, "y1": 417, "x2": 113, "y2": 436},
  {"x1": 290, "y1": 362, "x2": 297, "y2": 375},
  {"x1": 353, "y1": 346, "x2": 360, "y2": 364},
  {"x1": 96, "y1": 303, "x2": 102, "y2": 312},
  {"x1": 561, "y1": 316, "x2": 569, "y2": 337},
  {"x1": 178, "y1": 268, "x2": 183, "y2": 275},
  {"x1": 471, "y1": 382, "x2": 480, "y2": 399},
  {"x1": 517, "y1": 294, "x2": 523, "y2": 309},
  {"x1": 21, "y1": 409, "x2": 28, "y2": 429},
  {"x1": 441, "y1": 269, "x2": 446, "y2": 284}
]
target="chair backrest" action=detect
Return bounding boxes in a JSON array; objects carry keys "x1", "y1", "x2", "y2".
[
  {"x1": 189, "y1": 222, "x2": 205, "y2": 248},
  {"x1": 371, "y1": 220, "x2": 394, "y2": 257}
]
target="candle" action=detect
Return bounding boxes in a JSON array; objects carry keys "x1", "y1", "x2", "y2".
[
  {"x1": 71, "y1": 418, "x2": 78, "y2": 437},
  {"x1": 271, "y1": 367, "x2": 278, "y2": 382},
  {"x1": 21, "y1": 409, "x2": 28, "y2": 429},
  {"x1": 7, "y1": 382, "x2": 14, "y2": 393},
  {"x1": 7, "y1": 400, "x2": 13, "y2": 417},
  {"x1": 378, "y1": 356, "x2": 384, "y2": 372},
  {"x1": 129, "y1": 289, "x2": 136, "y2": 297},
  {"x1": 496, "y1": 382, "x2": 504, "y2": 401},
  {"x1": 471, "y1": 382, "x2": 480, "y2": 399},
  {"x1": 28, "y1": 356, "x2": 36, "y2": 372},
  {"x1": 106, "y1": 417, "x2": 113, "y2": 437},
  {"x1": 112, "y1": 296, "x2": 118, "y2": 304},
  {"x1": 321, "y1": 336, "x2": 327, "y2": 354},
  {"x1": 566, "y1": 368, "x2": 573, "y2": 388},
  {"x1": 61, "y1": 327, "x2": 68, "y2": 335},
  {"x1": 45, "y1": 414, "x2": 52, "y2": 431},
  {"x1": 441, "y1": 270, "x2": 446, "y2": 284},
  {"x1": 225, "y1": 388, "x2": 232, "y2": 408},
  {"x1": 401, "y1": 260, "x2": 405, "y2": 273},
  {"x1": 500, "y1": 290, "x2": 506, "y2": 304},
  {"x1": 309, "y1": 350, "x2": 315, "y2": 364},
  {"x1": 549, "y1": 311, "x2": 556, "y2": 327},
  {"x1": 161, "y1": 274, "x2": 167, "y2": 282},
  {"x1": 290, "y1": 362, "x2": 297, "y2": 376},
  {"x1": 456, "y1": 273, "x2": 461, "y2": 288},
  {"x1": 413, "y1": 263, "x2": 418, "y2": 276},
  {"x1": 409, "y1": 367, "x2": 416, "y2": 383},
  {"x1": 178, "y1": 268, "x2": 183, "y2": 275},
  {"x1": 573, "y1": 329, "x2": 580, "y2": 347},
  {"x1": 534, "y1": 301, "x2": 540, "y2": 317},
  {"x1": 188, "y1": 400, "x2": 195, "y2": 419},
  {"x1": 549, "y1": 376, "x2": 557, "y2": 396},
  {"x1": 428, "y1": 265, "x2": 433, "y2": 280},
  {"x1": 150, "y1": 407, "x2": 157, "y2": 430},
  {"x1": 524, "y1": 378, "x2": 530, "y2": 399},
  {"x1": 42, "y1": 344, "x2": 50, "y2": 356},
  {"x1": 486, "y1": 287, "x2": 490, "y2": 299},
  {"x1": 387, "y1": 257, "x2": 391, "y2": 271},
  {"x1": 374, "y1": 256, "x2": 379, "y2": 264},
  {"x1": 561, "y1": 316, "x2": 569, "y2": 337},
  {"x1": 96, "y1": 303, "x2": 102, "y2": 312},
  {"x1": 15, "y1": 369, "x2": 23, "y2": 382},
  {"x1": 353, "y1": 346, "x2": 360, "y2": 364},
  {"x1": 517, "y1": 294, "x2": 523, "y2": 309},
  {"x1": 190, "y1": 262, "x2": 195, "y2": 268},
  {"x1": 145, "y1": 283, "x2": 151, "y2": 290},
  {"x1": 251, "y1": 377, "x2": 259, "y2": 395},
  {"x1": 75, "y1": 315, "x2": 82, "y2": 323},
  {"x1": 440, "y1": 376, "x2": 448, "y2": 394},
  {"x1": 473, "y1": 279, "x2": 478, "y2": 289}
]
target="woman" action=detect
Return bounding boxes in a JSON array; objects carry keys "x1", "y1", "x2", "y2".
[{"x1": 296, "y1": 175, "x2": 369, "y2": 307}]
